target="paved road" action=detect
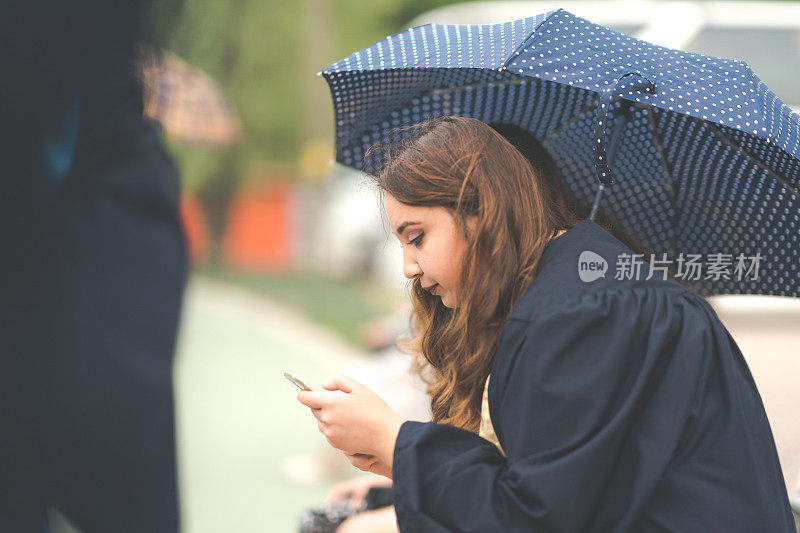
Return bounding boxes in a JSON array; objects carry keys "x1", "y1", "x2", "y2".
[{"x1": 174, "y1": 276, "x2": 368, "y2": 533}]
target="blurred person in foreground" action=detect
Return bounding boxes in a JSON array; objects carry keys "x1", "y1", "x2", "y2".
[
  {"x1": 298, "y1": 116, "x2": 795, "y2": 532},
  {"x1": 1, "y1": 1, "x2": 186, "y2": 531}
]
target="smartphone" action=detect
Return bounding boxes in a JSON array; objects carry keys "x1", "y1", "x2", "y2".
[{"x1": 284, "y1": 371, "x2": 314, "y2": 391}]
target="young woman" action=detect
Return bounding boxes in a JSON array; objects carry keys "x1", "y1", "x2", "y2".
[{"x1": 298, "y1": 116, "x2": 795, "y2": 532}]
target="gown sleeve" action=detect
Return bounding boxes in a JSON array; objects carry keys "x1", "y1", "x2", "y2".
[{"x1": 390, "y1": 286, "x2": 712, "y2": 532}]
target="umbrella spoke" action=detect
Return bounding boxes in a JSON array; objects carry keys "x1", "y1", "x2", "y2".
[
  {"x1": 703, "y1": 123, "x2": 800, "y2": 201},
  {"x1": 647, "y1": 107, "x2": 680, "y2": 260}
]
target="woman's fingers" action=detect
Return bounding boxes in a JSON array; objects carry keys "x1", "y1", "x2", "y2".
[
  {"x1": 296, "y1": 389, "x2": 331, "y2": 409},
  {"x1": 321, "y1": 381, "x2": 340, "y2": 391},
  {"x1": 346, "y1": 452, "x2": 378, "y2": 471},
  {"x1": 320, "y1": 373, "x2": 365, "y2": 394},
  {"x1": 297, "y1": 376, "x2": 401, "y2": 461},
  {"x1": 346, "y1": 452, "x2": 375, "y2": 459},
  {"x1": 368, "y1": 460, "x2": 394, "y2": 480}
]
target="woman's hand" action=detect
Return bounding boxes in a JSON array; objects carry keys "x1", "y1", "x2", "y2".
[
  {"x1": 297, "y1": 374, "x2": 406, "y2": 474},
  {"x1": 344, "y1": 452, "x2": 394, "y2": 479},
  {"x1": 325, "y1": 474, "x2": 393, "y2": 508}
]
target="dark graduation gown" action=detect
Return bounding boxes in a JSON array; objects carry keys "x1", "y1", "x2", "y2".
[{"x1": 391, "y1": 220, "x2": 795, "y2": 532}]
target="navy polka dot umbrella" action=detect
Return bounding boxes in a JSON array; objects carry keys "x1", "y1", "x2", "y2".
[{"x1": 321, "y1": 9, "x2": 800, "y2": 298}]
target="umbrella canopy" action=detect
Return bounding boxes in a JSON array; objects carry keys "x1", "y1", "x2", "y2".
[
  {"x1": 136, "y1": 45, "x2": 242, "y2": 146},
  {"x1": 321, "y1": 9, "x2": 800, "y2": 298}
]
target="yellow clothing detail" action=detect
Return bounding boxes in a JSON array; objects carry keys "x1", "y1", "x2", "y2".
[{"x1": 478, "y1": 374, "x2": 506, "y2": 456}]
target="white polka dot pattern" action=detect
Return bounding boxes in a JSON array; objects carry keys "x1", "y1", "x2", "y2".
[
  {"x1": 325, "y1": 13, "x2": 549, "y2": 72},
  {"x1": 322, "y1": 9, "x2": 800, "y2": 297}
]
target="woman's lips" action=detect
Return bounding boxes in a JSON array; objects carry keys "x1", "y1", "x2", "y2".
[{"x1": 426, "y1": 284, "x2": 439, "y2": 295}]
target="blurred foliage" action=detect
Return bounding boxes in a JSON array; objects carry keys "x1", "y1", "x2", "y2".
[
  {"x1": 153, "y1": 0, "x2": 456, "y2": 192},
  {"x1": 200, "y1": 267, "x2": 403, "y2": 348},
  {"x1": 162, "y1": 0, "x2": 303, "y2": 191},
  {"x1": 332, "y1": 0, "x2": 453, "y2": 63}
]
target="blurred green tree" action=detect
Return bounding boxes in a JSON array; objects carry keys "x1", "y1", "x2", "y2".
[{"x1": 154, "y1": 0, "x2": 455, "y2": 249}]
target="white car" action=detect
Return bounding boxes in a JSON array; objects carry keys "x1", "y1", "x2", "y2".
[{"x1": 409, "y1": 0, "x2": 800, "y2": 113}]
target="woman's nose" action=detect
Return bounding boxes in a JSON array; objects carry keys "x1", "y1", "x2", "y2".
[{"x1": 403, "y1": 255, "x2": 422, "y2": 279}]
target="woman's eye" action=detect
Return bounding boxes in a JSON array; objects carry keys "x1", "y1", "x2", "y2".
[{"x1": 408, "y1": 233, "x2": 424, "y2": 246}]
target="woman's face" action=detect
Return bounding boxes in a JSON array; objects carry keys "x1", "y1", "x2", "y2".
[{"x1": 384, "y1": 193, "x2": 472, "y2": 308}]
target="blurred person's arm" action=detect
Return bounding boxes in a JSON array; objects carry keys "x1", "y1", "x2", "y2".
[
  {"x1": 326, "y1": 474, "x2": 392, "y2": 509},
  {"x1": 337, "y1": 506, "x2": 398, "y2": 533}
]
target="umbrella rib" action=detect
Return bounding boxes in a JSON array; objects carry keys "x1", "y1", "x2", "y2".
[
  {"x1": 646, "y1": 108, "x2": 680, "y2": 260},
  {"x1": 701, "y1": 122, "x2": 800, "y2": 201},
  {"x1": 543, "y1": 96, "x2": 602, "y2": 142}
]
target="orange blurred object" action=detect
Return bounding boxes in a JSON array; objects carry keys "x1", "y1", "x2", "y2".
[
  {"x1": 222, "y1": 181, "x2": 294, "y2": 272},
  {"x1": 180, "y1": 192, "x2": 211, "y2": 265}
]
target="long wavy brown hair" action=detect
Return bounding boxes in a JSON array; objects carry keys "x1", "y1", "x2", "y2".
[{"x1": 370, "y1": 116, "x2": 648, "y2": 432}]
